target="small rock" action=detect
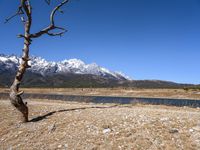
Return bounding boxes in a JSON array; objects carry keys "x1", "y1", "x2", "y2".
[
  {"x1": 48, "y1": 123, "x2": 56, "y2": 133},
  {"x1": 189, "y1": 129, "x2": 194, "y2": 132},
  {"x1": 7, "y1": 147, "x2": 12, "y2": 150},
  {"x1": 193, "y1": 126, "x2": 200, "y2": 131},
  {"x1": 15, "y1": 134, "x2": 18, "y2": 138},
  {"x1": 58, "y1": 145, "x2": 62, "y2": 148},
  {"x1": 169, "y1": 128, "x2": 179, "y2": 133},
  {"x1": 64, "y1": 144, "x2": 68, "y2": 148},
  {"x1": 160, "y1": 117, "x2": 169, "y2": 121},
  {"x1": 16, "y1": 124, "x2": 21, "y2": 128},
  {"x1": 103, "y1": 128, "x2": 111, "y2": 134}
]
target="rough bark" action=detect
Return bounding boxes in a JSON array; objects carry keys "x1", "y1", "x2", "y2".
[
  {"x1": 9, "y1": 35, "x2": 31, "y2": 122},
  {"x1": 9, "y1": 0, "x2": 31, "y2": 123}
]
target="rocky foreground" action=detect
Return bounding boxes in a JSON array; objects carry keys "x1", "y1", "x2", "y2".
[{"x1": 0, "y1": 99, "x2": 200, "y2": 150}]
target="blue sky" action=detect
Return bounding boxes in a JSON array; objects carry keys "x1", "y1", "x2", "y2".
[{"x1": 0, "y1": 0, "x2": 200, "y2": 84}]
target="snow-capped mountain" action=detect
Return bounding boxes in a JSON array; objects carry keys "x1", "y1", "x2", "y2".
[
  {"x1": 0, "y1": 54, "x2": 195, "y2": 88},
  {"x1": 0, "y1": 54, "x2": 131, "y2": 81}
]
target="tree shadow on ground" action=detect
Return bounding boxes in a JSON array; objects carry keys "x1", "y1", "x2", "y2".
[{"x1": 29, "y1": 105, "x2": 120, "y2": 122}]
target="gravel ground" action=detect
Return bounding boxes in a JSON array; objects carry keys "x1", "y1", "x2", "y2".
[{"x1": 0, "y1": 99, "x2": 200, "y2": 150}]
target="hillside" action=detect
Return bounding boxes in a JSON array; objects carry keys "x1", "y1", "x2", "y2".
[
  {"x1": 0, "y1": 99, "x2": 200, "y2": 149},
  {"x1": 0, "y1": 72, "x2": 194, "y2": 88},
  {"x1": 0, "y1": 54, "x2": 197, "y2": 88}
]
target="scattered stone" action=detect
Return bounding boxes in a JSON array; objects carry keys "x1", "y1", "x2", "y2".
[
  {"x1": 0, "y1": 99, "x2": 200, "y2": 149},
  {"x1": 48, "y1": 123, "x2": 56, "y2": 133},
  {"x1": 189, "y1": 129, "x2": 194, "y2": 132},
  {"x1": 103, "y1": 128, "x2": 111, "y2": 134},
  {"x1": 193, "y1": 126, "x2": 200, "y2": 131},
  {"x1": 14, "y1": 134, "x2": 18, "y2": 138},
  {"x1": 7, "y1": 147, "x2": 13, "y2": 150},
  {"x1": 169, "y1": 128, "x2": 179, "y2": 134},
  {"x1": 64, "y1": 144, "x2": 68, "y2": 148},
  {"x1": 16, "y1": 124, "x2": 21, "y2": 128},
  {"x1": 160, "y1": 117, "x2": 169, "y2": 121}
]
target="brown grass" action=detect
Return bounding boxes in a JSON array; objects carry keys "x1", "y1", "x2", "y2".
[
  {"x1": 1, "y1": 88, "x2": 200, "y2": 100},
  {"x1": 0, "y1": 99, "x2": 200, "y2": 150}
]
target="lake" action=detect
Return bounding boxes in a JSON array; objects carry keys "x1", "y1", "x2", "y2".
[{"x1": 1, "y1": 92, "x2": 200, "y2": 108}]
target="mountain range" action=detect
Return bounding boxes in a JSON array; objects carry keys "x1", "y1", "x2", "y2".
[{"x1": 0, "y1": 54, "x2": 196, "y2": 88}]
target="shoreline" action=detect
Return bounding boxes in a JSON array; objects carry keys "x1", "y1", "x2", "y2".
[
  {"x1": 1, "y1": 92, "x2": 200, "y2": 108},
  {"x1": 1, "y1": 88, "x2": 200, "y2": 100}
]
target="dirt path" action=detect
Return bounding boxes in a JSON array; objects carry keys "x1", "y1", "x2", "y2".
[{"x1": 0, "y1": 99, "x2": 200, "y2": 150}]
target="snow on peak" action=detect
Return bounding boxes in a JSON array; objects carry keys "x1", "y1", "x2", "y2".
[
  {"x1": 67, "y1": 58, "x2": 85, "y2": 65},
  {"x1": 0, "y1": 54, "x2": 19, "y2": 64},
  {"x1": 0, "y1": 54, "x2": 131, "y2": 80},
  {"x1": 115, "y1": 71, "x2": 132, "y2": 80},
  {"x1": 61, "y1": 59, "x2": 85, "y2": 68}
]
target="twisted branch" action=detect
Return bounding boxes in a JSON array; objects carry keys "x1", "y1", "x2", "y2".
[
  {"x1": 30, "y1": 0, "x2": 69, "y2": 38},
  {"x1": 4, "y1": 4, "x2": 24, "y2": 24},
  {"x1": 45, "y1": 0, "x2": 51, "y2": 5}
]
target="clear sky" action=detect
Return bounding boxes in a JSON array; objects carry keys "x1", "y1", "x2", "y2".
[{"x1": 0, "y1": 0, "x2": 200, "y2": 84}]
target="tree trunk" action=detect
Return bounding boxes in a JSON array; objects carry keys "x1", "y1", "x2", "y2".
[{"x1": 9, "y1": 24, "x2": 31, "y2": 123}]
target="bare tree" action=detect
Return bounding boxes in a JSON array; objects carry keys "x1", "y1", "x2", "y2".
[{"x1": 6, "y1": 0, "x2": 69, "y2": 122}]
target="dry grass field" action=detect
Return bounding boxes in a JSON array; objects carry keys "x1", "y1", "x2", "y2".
[
  {"x1": 1, "y1": 88, "x2": 200, "y2": 149},
  {"x1": 1, "y1": 88, "x2": 200, "y2": 100},
  {"x1": 0, "y1": 99, "x2": 200, "y2": 150}
]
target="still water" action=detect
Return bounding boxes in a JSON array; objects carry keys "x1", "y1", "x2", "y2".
[{"x1": 1, "y1": 93, "x2": 200, "y2": 108}]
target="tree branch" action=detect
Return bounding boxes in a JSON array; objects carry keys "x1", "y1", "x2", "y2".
[
  {"x1": 30, "y1": 0, "x2": 69, "y2": 38},
  {"x1": 4, "y1": 5, "x2": 24, "y2": 24},
  {"x1": 47, "y1": 28, "x2": 67, "y2": 36},
  {"x1": 50, "y1": 0, "x2": 69, "y2": 25},
  {"x1": 44, "y1": 0, "x2": 51, "y2": 5},
  {"x1": 30, "y1": 25, "x2": 54, "y2": 38},
  {"x1": 21, "y1": 0, "x2": 32, "y2": 23}
]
